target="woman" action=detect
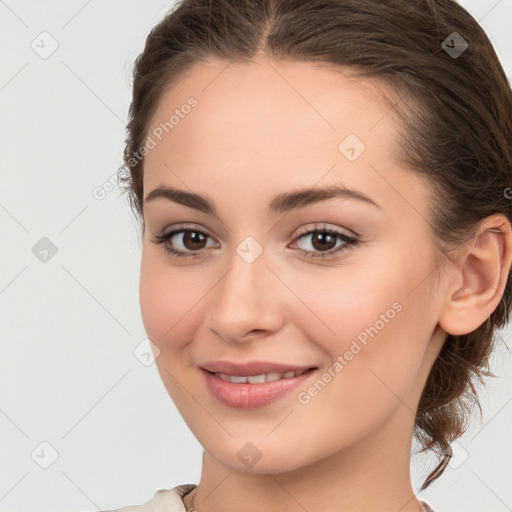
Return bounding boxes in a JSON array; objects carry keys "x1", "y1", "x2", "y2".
[{"x1": 109, "y1": 0, "x2": 512, "y2": 510}]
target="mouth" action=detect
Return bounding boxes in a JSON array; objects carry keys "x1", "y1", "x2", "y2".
[
  {"x1": 203, "y1": 367, "x2": 317, "y2": 384},
  {"x1": 199, "y1": 359, "x2": 318, "y2": 376},
  {"x1": 199, "y1": 361, "x2": 319, "y2": 409}
]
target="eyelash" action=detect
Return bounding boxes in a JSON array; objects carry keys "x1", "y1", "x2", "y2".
[{"x1": 151, "y1": 224, "x2": 360, "y2": 260}]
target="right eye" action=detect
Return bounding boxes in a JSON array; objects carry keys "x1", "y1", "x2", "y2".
[{"x1": 152, "y1": 226, "x2": 219, "y2": 259}]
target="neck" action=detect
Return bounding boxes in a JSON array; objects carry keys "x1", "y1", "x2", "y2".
[{"x1": 183, "y1": 407, "x2": 426, "y2": 512}]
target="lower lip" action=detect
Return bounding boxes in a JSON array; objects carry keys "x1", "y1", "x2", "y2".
[{"x1": 201, "y1": 368, "x2": 317, "y2": 409}]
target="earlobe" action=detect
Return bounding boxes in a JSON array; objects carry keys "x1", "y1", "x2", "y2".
[{"x1": 438, "y1": 214, "x2": 512, "y2": 336}]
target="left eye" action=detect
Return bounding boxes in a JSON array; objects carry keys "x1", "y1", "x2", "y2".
[
  {"x1": 292, "y1": 228, "x2": 359, "y2": 258},
  {"x1": 151, "y1": 225, "x2": 360, "y2": 260}
]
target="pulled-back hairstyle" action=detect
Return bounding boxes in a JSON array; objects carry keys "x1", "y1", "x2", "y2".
[{"x1": 118, "y1": 0, "x2": 512, "y2": 490}]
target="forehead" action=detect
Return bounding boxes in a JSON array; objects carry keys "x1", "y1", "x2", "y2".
[
  {"x1": 145, "y1": 57, "x2": 391, "y2": 146},
  {"x1": 142, "y1": 57, "x2": 429, "y2": 218}
]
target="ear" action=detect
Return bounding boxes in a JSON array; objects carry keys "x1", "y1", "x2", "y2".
[{"x1": 438, "y1": 214, "x2": 512, "y2": 336}]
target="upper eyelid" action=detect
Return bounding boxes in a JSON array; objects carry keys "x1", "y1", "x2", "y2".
[{"x1": 295, "y1": 222, "x2": 356, "y2": 237}]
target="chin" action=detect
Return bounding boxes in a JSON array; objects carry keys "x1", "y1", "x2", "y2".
[{"x1": 200, "y1": 434, "x2": 325, "y2": 475}]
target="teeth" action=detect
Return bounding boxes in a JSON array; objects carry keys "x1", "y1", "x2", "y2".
[
  {"x1": 247, "y1": 374, "x2": 266, "y2": 384},
  {"x1": 230, "y1": 375, "x2": 247, "y2": 383},
  {"x1": 215, "y1": 369, "x2": 311, "y2": 384}
]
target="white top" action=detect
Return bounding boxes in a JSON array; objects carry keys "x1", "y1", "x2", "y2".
[
  {"x1": 102, "y1": 484, "x2": 438, "y2": 512},
  {"x1": 102, "y1": 484, "x2": 196, "y2": 512}
]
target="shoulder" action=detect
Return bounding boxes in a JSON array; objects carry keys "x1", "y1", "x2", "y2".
[
  {"x1": 100, "y1": 484, "x2": 197, "y2": 512},
  {"x1": 420, "y1": 500, "x2": 439, "y2": 512}
]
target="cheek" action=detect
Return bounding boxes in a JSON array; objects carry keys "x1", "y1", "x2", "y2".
[
  {"x1": 139, "y1": 252, "x2": 165, "y2": 342},
  {"x1": 139, "y1": 252, "x2": 200, "y2": 410},
  {"x1": 294, "y1": 253, "x2": 434, "y2": 399},
  {"x1": 139, "y1": 249, "x2": 198, "y2": 352},
  {"x1": 286, "y1": 297, "x2": 430, "y2": 453},
  {"x1": 286, "y1": 256, "x2": 410, "y2": 352}
]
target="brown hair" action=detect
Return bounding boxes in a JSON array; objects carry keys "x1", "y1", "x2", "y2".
[{"x1": 118, "y1": 0, "x2": 512, "y2": 490}]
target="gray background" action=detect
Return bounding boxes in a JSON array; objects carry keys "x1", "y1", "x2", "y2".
[{"x1": 0, "y1": 1, "x2": 511, "y2": 510}]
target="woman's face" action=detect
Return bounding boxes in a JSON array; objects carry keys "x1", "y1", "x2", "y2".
[{"x1": 139, "y1": 57, "x2": 448, "y2": 473}]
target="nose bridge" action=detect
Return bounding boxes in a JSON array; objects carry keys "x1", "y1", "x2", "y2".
[
  {"x1": 218, "y1": 238, "x2": 271, "y2": 310},
  {"x1": 206, "y1": 236, "x2": 283, "y2": 340}
]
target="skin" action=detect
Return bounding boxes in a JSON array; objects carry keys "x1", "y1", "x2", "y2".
[{"x1": 138, "y1": 56, "x2": 512, "y2": 512}]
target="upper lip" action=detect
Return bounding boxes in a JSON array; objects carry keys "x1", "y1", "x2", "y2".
[{"x1": 200, "y1": 360, "x2": 317, "y2": 376}]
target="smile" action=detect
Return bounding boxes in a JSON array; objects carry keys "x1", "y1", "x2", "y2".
[
  {"x1": 210, "y1": 368, "x2": 311, "y2": 384},
  {"x1": 201, "y1": 366, "x2": 318, "y2": 409}
]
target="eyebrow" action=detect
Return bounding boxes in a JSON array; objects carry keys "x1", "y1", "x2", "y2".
[{"x1": 143, "y1": 184, "x2": 383, "y2": 217}]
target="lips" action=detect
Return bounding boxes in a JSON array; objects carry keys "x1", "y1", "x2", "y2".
[{"x1": 199, "y1": 360, "x2": 319, "y2": 409}]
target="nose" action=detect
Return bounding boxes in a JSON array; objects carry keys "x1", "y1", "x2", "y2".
[{"x1": 205, "y1": 245, "x2": 285, "y2": 343}]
